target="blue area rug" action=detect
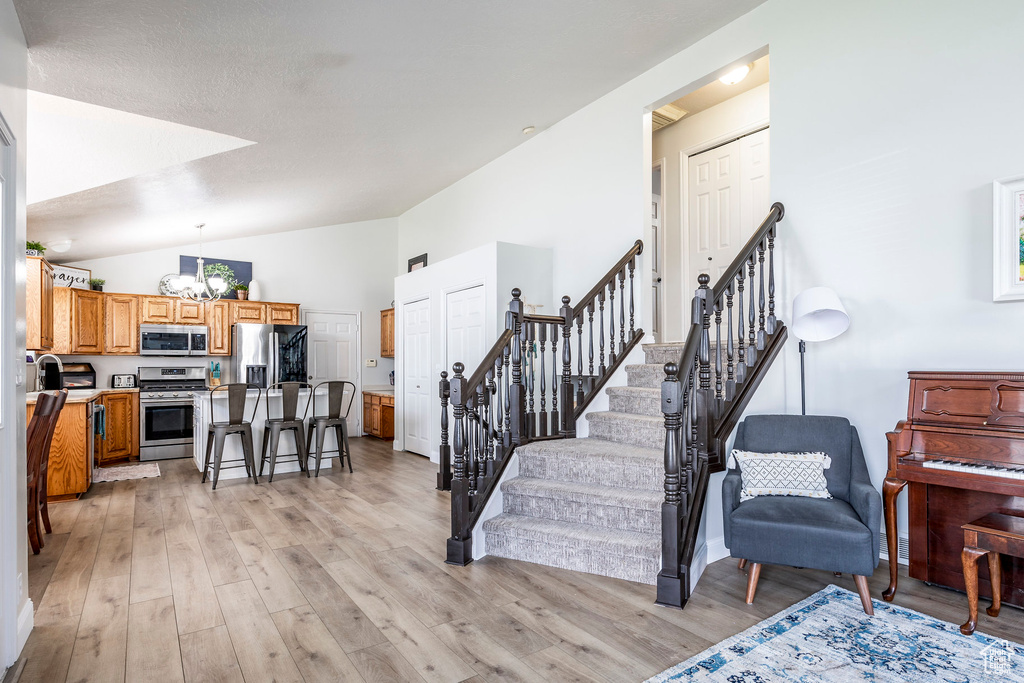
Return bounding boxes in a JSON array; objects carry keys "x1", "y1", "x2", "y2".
[{"x1": 647, "y1": 584, "x2": 1024, "y2": 682}]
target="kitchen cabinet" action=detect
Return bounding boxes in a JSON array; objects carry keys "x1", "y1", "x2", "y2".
[
  {"x1": 53, "y1": 288, "x2": 105, "y2": 355},
  {"x1": 28, "y1": 397, "x2": 96, "y2": 500},
  {"x1": 27, "y1": 256, "x2": 54, "y2": 352},
  {"x1": 232, "y1": 301, "x2": 267, "y2": 324},
  {"x1": 267, "y1": 302, "x2": 300, "y2": 325},
  {"x1": 362, "y1": 391, "x2": 394, "y2": 440},
  {"x1": 380, "y1": 308, "x2": 395, "y2": 358},
  {"x1": 140, "y1": 296, "x2": 176, "y2": 323},
  {"x1": 206, "y1": 300, "x2": 232, "y2": 355},
  {"x1": 104, "y1": 294, "x2": 139, "y2": 354},
  {"x1": 99, "y1": 391, "x2": 137, "y2": 464},
  {"x1": 176, "y1": 299, "x2": 206, "y2": 324}
]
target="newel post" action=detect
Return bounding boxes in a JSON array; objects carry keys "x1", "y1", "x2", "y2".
[
  {"x1": 437, "y1": 370, "x2": 452, "y2": 491},
  {"x1": 508, "y1": 289, "x2": 527, "y2": 446},
  {"x1": 559, "y1": 296, "x2": 575, "y2": 437},
  {"x1": 656, "y1": 362, "x2": 686, "y2": 608},
  {"x1": 446, "y1": 362, "x2": 473, "y2": 565}
]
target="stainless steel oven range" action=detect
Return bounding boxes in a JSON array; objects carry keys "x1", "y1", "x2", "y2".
[{"x1": 138, "y1": 366, "x2": 207, "y2": 461}]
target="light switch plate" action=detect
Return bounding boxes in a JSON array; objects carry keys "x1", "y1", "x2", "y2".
[{"x1": 365, "y1": 359, "x2": 377, "y2": 367}]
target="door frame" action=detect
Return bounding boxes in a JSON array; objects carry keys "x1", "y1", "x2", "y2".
[
  {"x1": 678, "y1": 118, "x2": 769, "y2": 325},
  {"x1": 651, "y1": 158, "x2": 666, "y2": 343},
  {"x1": 394, "y1": 294, "x2": 431, "y2": 456},
  {"x1": 301, "y1": 309, "x2": 362, "y2": 435}
]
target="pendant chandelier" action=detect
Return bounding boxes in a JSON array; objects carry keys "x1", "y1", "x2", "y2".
[{"x1": 175, "y1": 223, "x2": 228, "y2": 302}]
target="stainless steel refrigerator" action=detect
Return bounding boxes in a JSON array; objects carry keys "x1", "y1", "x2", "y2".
[{"x1": 233, "y1": 323, "x2": 308, "y2": 388}]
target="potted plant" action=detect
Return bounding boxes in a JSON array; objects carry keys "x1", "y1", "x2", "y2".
[
  {"x1": 232, "y1": 283, "x2": 249, "y2": 300},
  {"x1": 89, "y1": 278, "x2": 105, "y2": 292},
  {"x1": 26, "y1": 241, "x2": 45, "y2": 257}
]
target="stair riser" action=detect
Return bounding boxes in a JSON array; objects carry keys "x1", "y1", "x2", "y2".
[
  {"x1": 503, "y1": 491, "x2": 660, "y2": 533},
  {"x1": 484, "y1": 532, "x2": 659, "y2": 585},
  {"x1": 519, "y1": 450, "x2": 662, "y2": 491},
  {"x1": 644, "y1": 346, "x2": 686, "y2": 365},
  {"x1": 608, "y1": 392, "x2": 662, "y2": 416},
  {"x1": 587, "y1": 416, "x2": 665, "y2": 450},
  {"x1": 626, "y1": 364, "x2": 668, "y2": 388}
]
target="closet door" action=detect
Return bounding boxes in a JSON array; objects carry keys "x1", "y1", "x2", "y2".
[
  {"x1": 445, "y1": 285, "x2": 486, "y2": 379},
  {"x1": 402, "y1": 298, "x2": 432, "y2": 456}
]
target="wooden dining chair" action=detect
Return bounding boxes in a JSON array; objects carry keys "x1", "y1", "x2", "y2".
[
  {"x1": 27, "y1": 392, "x2": 58, "y2": 554},
  {"x1": 36, "y1": 389, "x2": 68, "y2": 538}
]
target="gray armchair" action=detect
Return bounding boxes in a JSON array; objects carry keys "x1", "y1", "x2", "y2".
[{"x1": 723, "y1": 415, "x2": 881, "y2": 615}]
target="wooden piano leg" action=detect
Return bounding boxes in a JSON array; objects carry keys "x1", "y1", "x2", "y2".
[
  {"x1": 987, "y1": 551, "x2": 1002, "y2": 618},
  {"x1": 960, "y1": 546, "x2": 986, "y2": 635},
  {"x1": 882, "y1": 477, "x2": 907, "y2": 602}
]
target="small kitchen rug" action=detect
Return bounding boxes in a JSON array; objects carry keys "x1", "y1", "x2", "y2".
[
  {"x1": 92, "y1": 463, "x2": 161, "y2": 483},
  {"x1": 646, "y1": 584, "x2": 1024, "y2": 682}
]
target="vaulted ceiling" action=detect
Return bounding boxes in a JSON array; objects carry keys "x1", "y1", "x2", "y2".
[{"x1": 16, "y1": 0, "x2": 765, "y2": 262}]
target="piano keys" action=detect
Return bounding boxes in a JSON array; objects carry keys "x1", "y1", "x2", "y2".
[{"x1": 884, "y1": 371, "x2": 1024, "y2": 608}]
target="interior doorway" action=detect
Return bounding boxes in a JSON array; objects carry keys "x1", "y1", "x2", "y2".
[
  {"x1": 648, "y1": 53, "x2": 770, "y2": 340},
  {"x1": 304, "y1": 310, "x2": 361, "y2": 434}
]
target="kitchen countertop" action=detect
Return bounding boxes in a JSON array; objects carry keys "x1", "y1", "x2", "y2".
[{"x1": 26, "y1": 388, "x2": 139, "y2": 405}]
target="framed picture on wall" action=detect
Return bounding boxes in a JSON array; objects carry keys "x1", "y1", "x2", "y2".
[
  {"x1": 993, "y1": 174, "x2": 1024, "y2": 301},
  {"x1": 408, "y1": 253, "x2": 428, "y2": 272},
  {"x1": 51, "y1": 265, "x2": 91, "y2": 289}
]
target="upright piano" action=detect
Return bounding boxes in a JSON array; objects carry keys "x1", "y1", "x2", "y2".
[{"x1": 884, "y1": 371, "x2": 1024, "y2": 606}]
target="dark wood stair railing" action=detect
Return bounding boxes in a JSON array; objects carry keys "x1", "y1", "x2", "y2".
[
  {"x1": 658, "y1": 202, "x2": 788, "y2": 609},
  {"x1": 440, "y1": 240, "x2": 644, "y2": 565}
]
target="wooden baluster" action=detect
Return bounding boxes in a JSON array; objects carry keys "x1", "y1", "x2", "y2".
[
  {"x1": 447, "y1": 362, "x2": 471, "y2": 564},
  {"x1": 560, "y1": 297, "x2": 574, "y2": 437},
  {"x1": 509, "y1": 290, "x2": 526, "y2": 445},
  {"x1": 736, "y1": 268, "x2": 746, "y2": 384},
  {"x1": 697, "y1": 274, "x2": 713, "y2": 438},
  {"x1": 618, "y1": 270, "x2": 626, "y2": 352},
  {"x1": 526, "y1": 320, "x2": 535, "y2": 439},
  {"x1": 658, "y1": 362, "x2": 683, "y2": 608},
  {"x1": 757, "y1": 238, "x2": 766, "y2": 350},
  {"x1": 608, "y1": 281, "x2": 617, "y2": 365},
  {"x1": 437, "y1": 371, "x2": 452, "y2": 491},
  {"x1": 598, "y1": 291, "x2": 607, "y2": 375},
  {"x1": 714, "y1": 298, "x2": 723, "y2": 400},
  {"x1": 725, "y1": 283, "x2": 735, "y2": 401},
  {"x1": 476, "y1": 383, "x2": 487, "y2": 488},
  {"x1": 486, "y1": 370, "x2": 497, "y2": 473},
  {"x1": 503, "y1": 312, "x2": 512, "y2": 447},
  {"x1": 588, "y1": 303, "x2": 595, "y2": 382},
  {"x1": 577, "y1": 314, "x2": 585, "y2": 406},
  {"x1": 687, "y1": 362, "x2": 697, "y2": 496},
  {"x1": 767, "y1": 226, "x2": 777, "y2": 335},
  {"x1": 538, "y1": 323, "x2": 548, "y2": 438},
  {"x1": 492, "y1": 356, "x2": 503, "y2": 450},
  {"x1": 466, "y1": 398, "x2": 477, "y2": 493},
  {"x1": 628, "y1": 257, "x2": 636, "y2": 339},
  {"x1": 747, "y1": 255, "x2": 757, "y2": 365},
  {"x1": 550, "y1": 322, "x2": 558, "y2": 437}
]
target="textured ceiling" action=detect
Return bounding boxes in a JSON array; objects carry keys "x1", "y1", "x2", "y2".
[{"x1": 16, "y1": 0, "x2": 766, "y2": 262}]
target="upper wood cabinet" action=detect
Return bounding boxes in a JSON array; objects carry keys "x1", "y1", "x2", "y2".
[
  {"x1": 140, "y1": 296, "x2": 176, "y2": 324},
  {"x1": 104, "y1": 294, "x2": 139, "y2": 354},
  {"x1": 176, "y1": 299, "x2": 206, "y2": 325},
  {"x1": 206, "y1": 300, "x2": 232, "y2": 355},
  {"x1": 381, "y1": 308, "x2": 395, "y2": 358},
  {"x1": 232, "y1": 301, "x2": 267, "y2": 325},
  {"x1": 267, "y1": 303, "x2": 300, "y2": 325},
  {"x1": 99, "y1": 392, "x2": 137, "y2": 464},
  {"x1": 53, "y1": 288, "x2": 105, "y2": 355},
  {"x1": 26, "y1": 256, "x2": 54, "y2": 352}
]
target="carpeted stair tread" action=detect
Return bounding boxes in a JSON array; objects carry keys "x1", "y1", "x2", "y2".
[
  {"x1": 516, "y1": 437, "x2": 662, "y2": 490},
  {"x1": 482, "y1": 514, "x2": 660, "y2": 584},
  {"x1": 501, "y1": 476, "x2": 661, "y2": 532},
  {"x1": 586, "y1": 411, "x2": 665, "y2": 450}
]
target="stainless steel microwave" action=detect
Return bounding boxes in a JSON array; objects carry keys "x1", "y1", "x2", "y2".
[{"x1": 140, "y1": 324, "x2": 209, "y2": 356}]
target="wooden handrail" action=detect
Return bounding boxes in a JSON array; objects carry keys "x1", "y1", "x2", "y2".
[
  {"x1": 573, "y1": 239, "x2": 643, "y2": 319},
  {"x1": 463, "y1": 329, "x2": 514, "y2": 399},
  {"x1": 711, "y1": 202, "x2": 783, "y2": 302}
]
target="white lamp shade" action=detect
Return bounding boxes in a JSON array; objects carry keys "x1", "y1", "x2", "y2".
[{"x1": 791, "y1": 287, "x2": 850, "y2": 342}]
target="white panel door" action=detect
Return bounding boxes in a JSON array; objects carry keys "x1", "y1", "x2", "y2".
[
  {"x1": 651, "y1": 192, "x2": 663, "y2": 342},
  {"x1": 402, "y1": 298, "x2": 432, "y2": 456},
  {"x1": 688, "y1": 139, "x2": 742, "y2": 286},
  {"x1": 445, "y1": 285, "x2": 486, "y2": 377},
  {"x1": 739, "y1": 128, "x2": 771, "y2": 237},
  {"x1": 305, "y1": 311, "x2": 360, "y2": 432}
]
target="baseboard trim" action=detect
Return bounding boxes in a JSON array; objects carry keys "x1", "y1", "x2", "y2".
[{"x1": 16, "y1": 599, "x2": 32, "y2": 656}]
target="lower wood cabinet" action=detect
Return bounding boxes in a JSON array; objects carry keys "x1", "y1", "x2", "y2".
[
  {"x1": 99, "y1": 392, "x2": 138, "y2": 464},
  {"x1": 362, "y1": 392, "x2": 394, "y2": 440},
  {"x1": 29, "y1": 398, "x2": 96, "y2": 500}
]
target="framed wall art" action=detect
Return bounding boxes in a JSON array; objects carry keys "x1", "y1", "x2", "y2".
[
  {"x1": 993, "y1": 174, "x2": 1024, "y2": 301},
  {"x1": 51, "y1": 264, "x2": 91, "y2": 289},
  {"x1": 408, "y1": 253, "x2": 428, "y2": 272},
  {"x1": 179, "y1": 255, "x2": 253, "y2": 300}
]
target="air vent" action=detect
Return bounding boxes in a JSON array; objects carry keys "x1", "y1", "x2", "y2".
[
  {"x1": 652, "y1": 103, "x2": 688, "y2": 131},
  {"x1": 879, "y1": 530, "x2": 909, "y2": 565}
]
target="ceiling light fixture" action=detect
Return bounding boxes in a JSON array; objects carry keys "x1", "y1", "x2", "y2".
[
  {"x1": 48, "y1": 239, "x2": 73, "y2": 253},
  {"x1": 719, "y1": 64, "x2": 751, "y2": 86},
  {"x1": 174, "y1": 223, "x2": 227, "y2": 302},
  {"x1": 522, "y1": 126, "x2": 535, "y2": 135}
]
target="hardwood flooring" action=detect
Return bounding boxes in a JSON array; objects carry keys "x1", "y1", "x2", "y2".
[{"x1": 19, "y1": 437, "x2": 1024, "y2": 682}]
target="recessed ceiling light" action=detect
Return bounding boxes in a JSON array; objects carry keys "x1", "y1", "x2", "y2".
[
  {"x1": 719, "y1": 64, "x2": 751, "y2": 86},
  {"x1": 522, "y1": 126, "x2": 535, "y2": 135},
  {"x1": 48, "y1": 239, "x2": 72, "y2": 253}
]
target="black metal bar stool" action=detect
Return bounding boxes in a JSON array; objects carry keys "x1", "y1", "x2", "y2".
[
  {"x1": 305, "y1": 380, "x2": 356, "y2": 476},
  {"x1": 260, "y1": 381, "x2": 312, "y2": 483},
  {"x1": 203, "y1": 383, "x2": 261, "y2": 489}
]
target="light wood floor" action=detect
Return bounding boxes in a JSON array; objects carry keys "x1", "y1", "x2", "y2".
[{"x1": 16, "y1": 437, "x2": 1024, "y2": 682}]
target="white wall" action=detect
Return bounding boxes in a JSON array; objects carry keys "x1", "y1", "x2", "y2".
[
  {"x1": 0, "y1": 0, "x2": 30, "y2": 664},
  {"x1": 396, "y1": 0, "x2": 1024, "y2": 552},
  {"x1": 67, "y1": 218, "x2": 400, "y2": 388},
  {"x1": 653, "y1": 83, "x2": 770, "y2": 341}
]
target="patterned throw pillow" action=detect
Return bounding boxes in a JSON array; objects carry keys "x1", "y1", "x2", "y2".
[{"x1": 730, "y1": 449, "x2": 832, "y2": 502}]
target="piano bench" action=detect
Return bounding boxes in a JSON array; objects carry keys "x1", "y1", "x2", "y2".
[{"x1": 959, "y1": 512, "x2": 1024, "y2": 635}]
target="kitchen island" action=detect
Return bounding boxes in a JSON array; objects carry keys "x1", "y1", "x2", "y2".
[{"x1": 192, "y1": 388, "x2": 339, "y2": 481}]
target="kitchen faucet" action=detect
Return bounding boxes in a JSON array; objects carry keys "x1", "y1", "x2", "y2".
[{"x1": 34, "y1": 354, "x2": 63, "y2": 392}]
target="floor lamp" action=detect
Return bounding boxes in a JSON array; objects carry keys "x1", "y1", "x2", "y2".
[{"x1": 791, "y1": 287, "x2": 850, "y2": 415}]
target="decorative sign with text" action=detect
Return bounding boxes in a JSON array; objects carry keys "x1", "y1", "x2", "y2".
[{"x1": 52, "y1": 265, "x2": 91, "y2": 289}]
